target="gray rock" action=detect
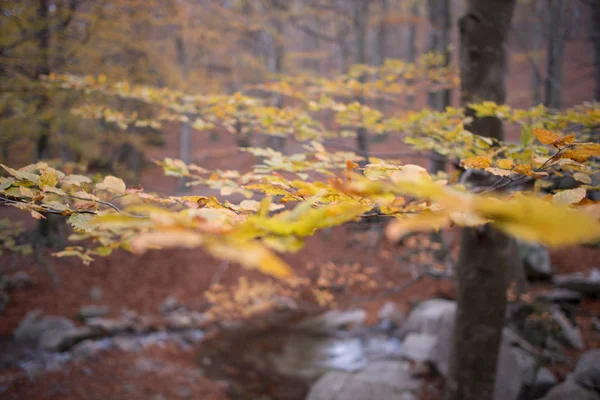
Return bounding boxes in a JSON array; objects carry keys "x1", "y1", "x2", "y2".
[
  {"x1": 554, "y1": 269, "x2": 600, "y2": 297},
  {"x1": 518, "y1": 242, "x2": 552, "y2": 280},
  {"x1": 541, "y1": 380, "x2": 600, "y2": 400},
  {"x1": 166, "y1": 311, "x2": 210, "y2": 331},
  {"x1": 271, "y1": 334, "x2": 366, "y2": 381},
  {"x1": 422, "y1": 302, "x2": 522, "y2": 400},
  {"x1": 306, "y1": 361, "x2": 420, "y2": 400},
  {"x1": 14, "y1": 311, "x2": 76, "y2": 344},
  {"x1": 573, "y1": 350, "x2": 600, "y2": 392},
  {"x1": 77, "y1": 305, "x2": 110, "y2": 320},
  {"x1": 297, "y1": 309, "x2": 366, "y2": 334},
  {"x1": 512, "y1": 347, "x2": 557, "y2": 397},
  {"x1": 2, "y1": 271, "x2": 35, "y2": 290},
  {"x1": 71, "y1": 340, "x2": 100, "y2": 361},
  {"x1": 112, "y1": 336, "x2": 141, "y2": 352},
  {"x1": 400, "y1": 299, "x2": 456, "y2": 338},
  {"x1": 401, "y1": 333, "x2": 436, "y2": 362},
  {"x1": 86, "y1": 318, "x2": 132, "y2": 335},
  {"x1": 536, "y1": 289, "x2": 583, "y2": 303},
  {"x1": 160, "y1": 296, "x2": 181, "y2": 314},
  {"x1": 378, "y1": 302, "x2": 406, "y2": 328},
  {"x1": 40, "y1": 326, "x2": 103, "y2": 351},
  {"x1": 551, "y1": 309, "x2": 585, "y2": 350},
  {"x1": 89, "y1": 286, "x2": 103, "y2": 301},
  {"x1": 494, "y1": 340, "x2": 523, "y2": 400}
]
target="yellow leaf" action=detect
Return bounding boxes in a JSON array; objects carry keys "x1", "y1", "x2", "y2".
[
  {"x1": 206, "y1": 240, "x2": 293, "y2": 279},
  {"x1": 96, "y1": 176, "x2": 126, "y2": 195},
  {"x1": 513, "y1": 164, "x2": 533, "y2": 175},
  {"x1": 386, "y1": 211, "x2": 450, "y2": 242},
  {"x1": 98, "y1": 73, "x2": 107, "y2": 84},
  {"x1": 552, "y1": 188, "x2": 586, "y2": 205},
  {"x1": 476, "y1": 195, "x2": 600, "y2": 247},
  {"x1": 496, "y1": 159, "x2": 514, "y2": 170},
  {"x1": 129, "y1": 228, "x2": 204, "y2": 253},
  {"x1": 461, "y1": 156, "x2": 492, "y2": 169},
  {"x1": 39, "y1": 171, "x2": 58, "y2": 189},
  {"x1": 533, "y1": 128, "x2": 561, "y2": 145},
  {"x1": 93, "y1": 214, "x2": 152, "y2": 228},
  {"x1": 560, "y1": 143, "x2": 600, "y2": 162}
]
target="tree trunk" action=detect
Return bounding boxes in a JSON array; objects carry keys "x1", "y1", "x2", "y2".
[
  {"x1": 592, "y1": 0, "x2": 600, "y2": 102},
  {"x1": 264, "y1": 2, "x2": 286, "y2": 152},
  {"x1": 544, "y1": 0, "x2": 567, "y2": 109},
  {"x1": 427, "y1": 0, "x2": 451, "y2": 174},
  {"x1": 352, "y1": 0, "x2": 370, "y2": 166},
  {"x1": 176, "y1": 34, "x2": 191, "y2": 190},
  {"x1": 530, "y1": 0, "x2": 544, "y2": 105},
  {"x1": 406, "y1": 3, "x2": 418, "y2": 108},
  {"x1": 35, "y1": 0, "x2": 51, "y2": 161},
  {"x1": 446, "y1": 226, "x2": 515, "y2": 400},
  {"x1": 446, "y1": 2, "x2": 517, "y2": 400},
  {"x1": 375, "y1": 0, "x2": 388, "y2": 67}
]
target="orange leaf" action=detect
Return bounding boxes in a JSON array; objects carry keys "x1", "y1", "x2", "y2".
[
  {"x1": 461, "y1": 156, "x2": 492, "y2": 169},
  {"x1": 553, "y1": 134, "x2": 576, "y2": 147},
  {"x1": 533, "y1": 128, "x2": 560, "y2": 145}
]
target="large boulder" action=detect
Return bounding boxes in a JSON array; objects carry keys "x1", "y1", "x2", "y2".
[
  {"x1": 297, "y1": 309, "x2": 366, "y2": 334},
  {"x1": 554, "y1": 269, "x2": 600, "y2": 297},
  {"x1": 403, "y1": 300, "x2": 522, "y2": 400},
  {"x1": 14, "y1": 310, "x2": 76, "y2": 343},
  {"x1": 573, "y1": 350, "x2": 600, "y2": 392},
  {"x1": 306, "y1": 361, "x2": 420, "y2": 400},
  {"x1": 541, "y1": 380, "x2": 600, "y2": 400},
  {"x1": 399, "y1": 299, "x2": 456, "y2": 338},
  {"x1": 518, "y1": 242, "x2": 552, "y2": 280},
  {"x1": 400, "y1": 333, "x2": 436, "y2": 363},
  {"x1": 13, "y1": 310, "x2": 100, "y2": 351}
]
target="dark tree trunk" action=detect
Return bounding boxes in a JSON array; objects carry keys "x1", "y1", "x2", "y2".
[
  {"x1": 530, "y1": 0, "x2": 544, "y2": 105},
  {"x1": 427, "y1": 0, "x2": 451, "y2": 174},
  {"x1": 446, "y1": 226, "x2": 515, "y2": 400},
  {"x1": 592, "y1": 0, "x2": 600, "y2": 102},
  {"x1": 265, "y1": 1, "x2": 286, "y2": 152},
  {"x1": 176, "y1": 34, "x2": 191, "y2": 190},
  {"x1": 406, "y1": 3, "x2": 418, "y2": 107},
  {"x1": 446, "y1": 1, "x2": 517, "y2": 400},
  {"x1": 35, "y1": 0, "x2": 51, "y2": 161},
  {"x1": 375, "y1": 0, "x2": 388, "y2": 67},
  {"x1": 544, "y1": 0, "x2": 567, "y2": 108},
  {"x1": 352, "y1": 0, "x2": 370, "y2": 166}
]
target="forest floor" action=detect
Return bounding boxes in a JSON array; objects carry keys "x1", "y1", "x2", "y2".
[{"x1": 1, "y1": 130, "x2": 600, "y2": 399}]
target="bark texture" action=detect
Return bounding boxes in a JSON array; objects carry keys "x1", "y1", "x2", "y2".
[
  {"x1": 35, "y1": 0, "x2": 51, "y2": 161},
  {"x1": 427, "y1": 0, "x2": 451, "y2": 173},
  {"x1": 352, "y1": 0, "x2": 370, "y2": 166},
  {"x1": 446, "y1": 1, "x2": 517, "y2": 400},
  {"x1": 544, "y1": 0, "x2": 567, "y2": 108},
  {"x1": 592, "y1": 0, "x2": 600, "y2": 102}
]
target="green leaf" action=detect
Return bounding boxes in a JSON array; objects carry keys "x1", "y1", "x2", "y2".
[
  {"x1": 1, "y1": 164, "x2": 40, "y2": 183},
  {"x1": 68, "y1": 213, "x2": 96, "y2": 232},
  {"x1": 520, "y1": 125, "x2": 533, "y2": 147}
]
